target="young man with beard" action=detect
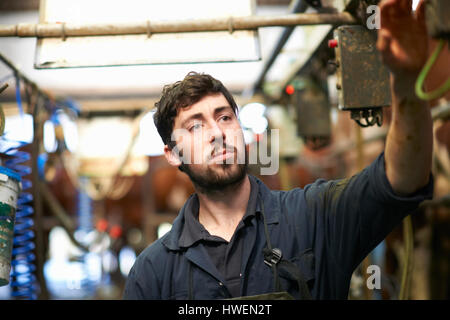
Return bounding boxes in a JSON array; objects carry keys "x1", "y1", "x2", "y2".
[{"x1": 124, "y1": 0, "x2": 434, "y2": 299}]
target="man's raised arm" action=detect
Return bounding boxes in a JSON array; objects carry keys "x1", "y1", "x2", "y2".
[{"x1": 377, "y1": 0, "x2": 433, "y2": 195}]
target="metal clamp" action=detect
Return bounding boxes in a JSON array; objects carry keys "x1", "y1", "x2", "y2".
[
  {"x1": 146, "y1": 20, "x2": 152, "y2": 38},
  {"x1": 264, "y1": 248, "x2": 282, "y2": 267},
  {"x1": 228, "y1": 17, "x2": 234, "y2": 34},
  {"x1": 61, "y1": 22, "x2": 67, "y2": 41}
]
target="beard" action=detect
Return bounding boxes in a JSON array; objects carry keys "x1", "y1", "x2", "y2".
[{"x1": 180, "y1": 148, "x2": 248, "y2": 194}]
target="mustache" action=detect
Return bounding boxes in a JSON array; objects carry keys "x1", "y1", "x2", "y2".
[{"x1": 208, "y1": 144, "x2": 237, "y2": 160}]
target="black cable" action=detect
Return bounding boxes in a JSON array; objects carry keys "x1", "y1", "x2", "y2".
[{"x1": 260, "y1": 196, "x2": 281, "y2": 292}]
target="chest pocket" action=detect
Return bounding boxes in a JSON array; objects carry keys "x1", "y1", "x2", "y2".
[{"x1": 277, "y1": 248, "x2": 315, "y2": 299}]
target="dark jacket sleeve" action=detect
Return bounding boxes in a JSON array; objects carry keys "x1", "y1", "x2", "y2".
[
  {"x1": 123, "y1": 253, "x2": 161, "y2": 299},
  {"x1": 303, "y1": 152, "x2": 433, "y2": 276}
]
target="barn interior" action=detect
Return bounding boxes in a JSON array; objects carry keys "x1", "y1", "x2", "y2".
[{"x1": 0, "y1": 0, "x2": 449, "y2": 300}]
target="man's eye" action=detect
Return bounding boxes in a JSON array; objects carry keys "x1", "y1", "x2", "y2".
[
  {"x1": 220, "y1": 115, "x2": 231, "y2": 122},
  {"x1": 190, "y1": 123, "x2": 202, "y2": 131}
]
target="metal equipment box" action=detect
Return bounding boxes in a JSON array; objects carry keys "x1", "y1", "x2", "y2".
[{"x1": 333, "y1": 25, "x2": 391, "y2": 111}]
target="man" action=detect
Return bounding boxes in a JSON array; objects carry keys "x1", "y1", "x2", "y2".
[{"x1": 124, "y1": 0, "x2": 433, "y2": 299}]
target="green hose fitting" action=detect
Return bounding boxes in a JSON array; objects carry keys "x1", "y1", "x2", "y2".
[{"x1": 415, "y1": 39, "x2": 450, "y2": 101}]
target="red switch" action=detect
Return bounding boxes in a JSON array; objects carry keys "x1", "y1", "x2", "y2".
[
  {"x1": 110, "y1": 225, "x2": 123, "y2": 239},
  {"x1": 328, "y1": 39, "x2": 338, "y2": 49},
  {"x1": 96, "y1": 219, "x2": 108, "y2": 232},
  {"x1": 285, "y1": 84, "x2": 295, "y2": 95}
]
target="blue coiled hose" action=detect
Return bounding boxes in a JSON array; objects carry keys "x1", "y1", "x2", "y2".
[
  {"x1": 4, "y1": 145, "x2": 37, "y2": 299},
  {"x1": 2, "y1": 76, "x2": 37, "y2": 299},
  {"x1": 1, "y1": 77, "x2": 79, "y2": 299},
  {"x1": 76, "y1": 176, "x2": 97, "y2": 297}
]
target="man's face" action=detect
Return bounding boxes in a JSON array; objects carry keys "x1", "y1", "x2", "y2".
[{"x1": 165, "y1": 93, "x2": 247, "y2": 191}]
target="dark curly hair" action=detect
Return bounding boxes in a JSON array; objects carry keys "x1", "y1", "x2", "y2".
[{"x1": 153, "y1": 72, "x2": 239, "y2": 148}]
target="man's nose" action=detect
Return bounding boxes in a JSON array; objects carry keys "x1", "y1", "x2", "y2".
[{"x1": 207, "y1": 121, "x2": 225, "y2": 144}]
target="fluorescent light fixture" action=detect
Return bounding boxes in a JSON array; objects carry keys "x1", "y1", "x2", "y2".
[
  {"x1": 75, "y1": 116, "x2": 149, "y2": 177},
  {"x1": 265, "y1": 25, "x2": 332, "y2": 91},
  {"x1": 36, "y1": 0, "x2": 260, "y2": 68},
  {"x1": 77, "y1": 117, "x2": 134, "y2": 158}
]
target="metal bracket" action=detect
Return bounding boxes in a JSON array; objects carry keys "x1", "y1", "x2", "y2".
[{"x1": 264, "y1": 248, "x2": 282, "y2": 267}]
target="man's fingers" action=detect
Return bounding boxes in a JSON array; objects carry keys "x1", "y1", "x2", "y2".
[
  {"x1": 399, "y1": 0, "x2": 412, "y2": 13},
  {"x1": 380, "y1": 0, "x2": 403, "y2": 28},
  {"x1": 380, "y1": 0, "x2": 396, "y2": 28},
  {"x1": 377, "y1": 29, "x2": 392, "y2": 53},
  {"x1": 377, "y1": 29, "x2": 397, "y2": 68},
  {"x1": 379, "y1": 0, "x2": 397, "y2": 14},
  {"x1": 415, "y1": 0, "x2": 427, "y2": 28},
  {"x1": 381, "y1": 0, "x2": 411, "y2": 12},
  {"x1": 380, "y1": 0, "x2": 413, "y2": 19}
]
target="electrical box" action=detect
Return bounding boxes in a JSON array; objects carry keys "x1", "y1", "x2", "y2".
[
  {"x1": 333, "y1": 25, "x2": 391, "y2": 111},
  {"x1": 425, "y1": 0, "x2": 450, "y2": 39},
  {"x1": 330, "y1": 25, "x2": 391, "y2": 127}
]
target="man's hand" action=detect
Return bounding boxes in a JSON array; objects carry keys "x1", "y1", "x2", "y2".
[
  {"x1": 377, "y1": 0, "x2": 428, "y2": 78},
  {"x1": 377, "y1": 0, "x2": 433, "y2": 196}
]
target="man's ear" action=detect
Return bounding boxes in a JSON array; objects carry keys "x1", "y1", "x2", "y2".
[{"x1": 164, "y1": 145, "x2": 182, "y2": 167}]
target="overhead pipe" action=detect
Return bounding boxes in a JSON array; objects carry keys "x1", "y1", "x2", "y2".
[
  {"x1": 0, "y1": 12, "x2": 356, "y2": 38},
  {"x1": 253, "y1": 0, "x2": 308, "y2": 92},
  {"x1": 0, "y1": 53, "x2": 53, "y2": 103}
]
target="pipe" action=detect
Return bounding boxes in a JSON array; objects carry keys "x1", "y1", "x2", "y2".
[
  {"x1": 0, "y1": 83, "x2": 8, "y2": 94},
  {"x1": 253, "y1": 0, "x2": 308, "y2": 91},
  {"x1": 0, "y1": 12, "x2": 357, "y2": 38},
  {"x1": 399, "y1": 215, "x2": 414, "y2": 300},
  {"x1": 0, "y1": 83, "x2": 6, "y2": 136},
  {"x1": 0, "y1": 53, "x2": 52, "y2": 103},
  {"x1": 38, "y1": 181, "x2": 89, "y2": 252},
  {"x1": 30, "y1": 93, "x2": 49, "y2": 299}
]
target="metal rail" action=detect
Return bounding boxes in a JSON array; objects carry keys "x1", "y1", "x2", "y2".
[{"x1": 0, "y1": 12, "x2": 357, "y2": 38}]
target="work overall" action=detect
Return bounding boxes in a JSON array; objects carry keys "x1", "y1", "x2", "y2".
[{"x1": 187, "y1": 197, "x2": 313, "y2": 300}]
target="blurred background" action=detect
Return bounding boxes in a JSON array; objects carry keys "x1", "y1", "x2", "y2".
[{"x1": 0, "y1": 0, "x2": 448, "y2": 300}]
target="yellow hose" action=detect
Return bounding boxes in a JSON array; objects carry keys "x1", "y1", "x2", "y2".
[{"x1": 399, "y1": 215, "x2": 414, "y2": 300}]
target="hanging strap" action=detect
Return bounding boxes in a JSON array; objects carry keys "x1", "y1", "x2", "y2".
[
  {"x1": 259, "y1": 196, "x2": 312, "y2": 300},
  {"x1": 260, "y1": 196, "x2": 282, "y2": 292}
]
